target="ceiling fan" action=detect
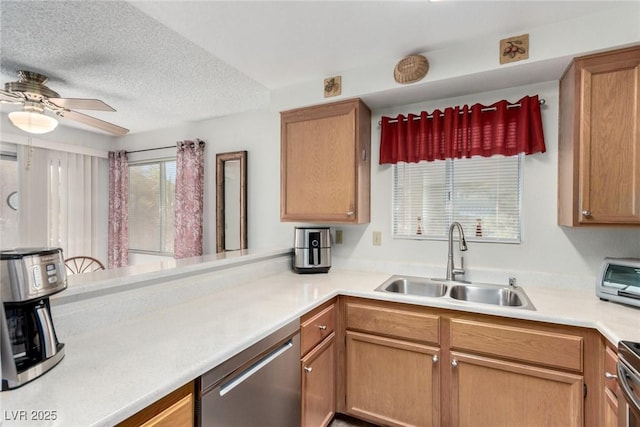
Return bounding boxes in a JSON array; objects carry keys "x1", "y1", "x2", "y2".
[{"x1": 0, "y1": 70, "x2": 129, "y2": 136}]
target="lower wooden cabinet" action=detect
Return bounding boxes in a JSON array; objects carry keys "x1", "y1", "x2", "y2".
[
  {"x1": 301, "y1": 300, "x2": 337, "y2": 427},
  {"x1": 450, "y1": 352, "x2": 583, "y2": 427},
  {"x1": 340, "y1": 297, "x2": 601, "y2": 427},
  {"x1": 302, "y1": 333, "x2": 336, "y2": 427},
  {"x1": 117, "y1": 382, "x2": 194, "y2": 427},
  {"x1": 346, "y1": 331, "x2": 440, "y2": 426}
]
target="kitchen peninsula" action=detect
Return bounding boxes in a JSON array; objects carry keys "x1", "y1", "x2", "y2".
[{"x1": 2, "y1": 249, "x2": 639, "y2": 426}]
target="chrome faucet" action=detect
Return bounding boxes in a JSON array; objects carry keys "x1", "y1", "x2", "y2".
[{"x1": 446, "y1": 222, "x2": 468, "y2": 282}]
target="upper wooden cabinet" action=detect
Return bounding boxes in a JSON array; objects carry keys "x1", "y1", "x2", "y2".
[
  {"x1": 280, "y1": 98, "x2": 371, "y2": 223},
  {"x1": 558, "y1": 46, "x2": 640, "y2": 226}
]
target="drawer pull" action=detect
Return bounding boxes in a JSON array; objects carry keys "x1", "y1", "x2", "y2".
[
  {"x1": 605, "y1": 371, "x2": 618, "y2": 380},
  {"x1": 304, "y1": 366, "x2": 313, "y2": 374},
  {"x1": 451, "y1": 359, "x2": 459, "y2": 368},
  {"x1": 317, "y1": 325, "x2": 327, "y2": 331}
]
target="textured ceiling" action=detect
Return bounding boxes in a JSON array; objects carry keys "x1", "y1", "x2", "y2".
[{"x1": 0, "y1": 1, "x2": 628, "y2": 136}]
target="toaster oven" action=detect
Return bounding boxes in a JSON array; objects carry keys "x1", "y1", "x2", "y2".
[{"x1": 596, "y1": 257, "x2": 640, "y2": 309}]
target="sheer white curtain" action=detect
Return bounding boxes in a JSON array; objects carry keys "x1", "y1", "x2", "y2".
[{"x1": 17, "y1": 145, "x2": 108, "y2": 261}]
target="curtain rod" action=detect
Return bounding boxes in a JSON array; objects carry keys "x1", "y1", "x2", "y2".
[
  {"x1": 125, "y1": 145, "x2": 175, "y2": 154},
  {"x1": 378, "y1": 98, "x2": 546, "y2": 126}
]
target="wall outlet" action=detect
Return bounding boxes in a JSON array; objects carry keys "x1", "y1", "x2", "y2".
[
  {"x1": 335, "y1": 229, "x2": 343, "y2": 244},
  {"x1": 372, "y1": 231, "x2": 382, "y2": 246}
]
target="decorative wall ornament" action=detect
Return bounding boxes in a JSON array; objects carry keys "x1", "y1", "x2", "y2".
[
  {"x1": 324, "y1": 76, "x2": 341, "y2": 97},
  {"x1": 500, "y1": 34, "x2": 529, "y2": 64},
  {"x1": 394, "y1": 54, "x2": 429, "y2": 84}
]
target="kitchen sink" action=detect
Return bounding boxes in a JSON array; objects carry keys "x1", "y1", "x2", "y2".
[
  {"x1": 375, "y1": 275, "x2": 536, "y2": 310},
  {"x1": 449, "y1": 284, "x2": 531, "y2": 308},
  {"x1": 377, "y1": 275, "x2": 448, "y2": 297}
]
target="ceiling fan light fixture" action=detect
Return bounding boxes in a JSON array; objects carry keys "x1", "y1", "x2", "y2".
[{"x1": 8, "y1": 110, "x2": 58, "y2": 134}]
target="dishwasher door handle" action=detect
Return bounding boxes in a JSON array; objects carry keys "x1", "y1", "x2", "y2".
[{"x1": 219, "y1": 339, "x2": 294, "y2": 397}]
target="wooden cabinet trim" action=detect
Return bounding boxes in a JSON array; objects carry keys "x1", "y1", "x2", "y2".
[
  {"x1": 451, "y1": 351, "x2": 584, "y2": 384},
  {"x1": 450, "y1": 352, "x2": 584, "y2": 427},
  {"x1": 117, "y1": 382, "x2": 194, "y2": 427},
  {"x1": 301, "y1": 303, "x2": 336, "y2": 357},
  {"x1": 346, "y1": 299, "x2": 440, "y2": 345},
  {"x1": 345, "y1": 330, "x2": 440, "y2": 426},
  {"x1": 280, "y1": 98, "x2": 371, "y2": 223},
  {"x1": 301, "y1": 333, "x2": 336, "y2": 427},
  {"x1": 140, "y1": 394, "x2": 193, "y2": 427},
  {"x1": 558, "y1": 45, "x2": 640, "y2": 226},
  {"x1": 450, "y1": 318, "x2": 583, "y2": 372}
]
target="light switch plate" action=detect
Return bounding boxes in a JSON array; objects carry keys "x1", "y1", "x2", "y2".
[{"x1": 372, "y1": 231, "x2": 382, "y2": 246}]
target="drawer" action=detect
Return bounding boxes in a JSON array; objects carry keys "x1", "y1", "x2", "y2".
[
  {"x1": 301, "y1": 303, "x2": 336, "y2": 356},
  {"x1": 450, "y1": 318, "x2": 583, "y2": 372},
  {"x1": 345, "y1": 300, "x2": 439, "y2": 345}
]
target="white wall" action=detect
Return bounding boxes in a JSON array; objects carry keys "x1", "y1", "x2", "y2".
[
  {"x1": 118, "y1": 109, "x2": 293, "y2": 261},
  {"x1": 118, "y1": 80, "x2": 640, "y2": 287},
  {"x1": 332, "y1": 81, "x2": 640, "y2": 287},
  {"x1": 3, "y1": 2, "x2": 639, "y2": 282},
  {"x1": 0, "y1": 116, "x2": 113, "y2": 262}
]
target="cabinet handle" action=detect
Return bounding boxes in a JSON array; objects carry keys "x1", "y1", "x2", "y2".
[
  {"x1": 317, "y1": 325, "x2": 327, "y2": 331},
  {"x1": 432, "y1": 354, "x2": 438, "y2": 364},
  {"x1": 451, "y1": 359, "x2": 459, "y2": 368},
  {"x1": 582, "y1": 210, "x2": 592, "y2": 217},
  {"x1": 347, "y1": 211, "x2": 355, "y2": 217},
  {"x1": 362, "y1": 149, "x2": 367, "y2": 162},
  {"x1": 605, "y1": 371, "x2": 618, "y2": 380},
  {"x1": 304, "y1": 366, "x2": 313, "y2": 374}
]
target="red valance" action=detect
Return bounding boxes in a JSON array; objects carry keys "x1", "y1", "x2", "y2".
[{"x1": 379, "y1": 95, "x2": 546, "y2": 164}]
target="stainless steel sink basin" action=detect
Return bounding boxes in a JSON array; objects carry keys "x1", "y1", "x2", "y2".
[
  {"x1": 376, "y1": 275, "x2": 448, "y2": 297},
  {"x1": 449, "y1": 284, "x2": 529, "y2": 307},
  {"x1": 375, "y1": 275, "x2": 536, "y2": 310}
]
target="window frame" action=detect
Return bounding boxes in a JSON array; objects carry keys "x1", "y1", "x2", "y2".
[
  {"x1": 391, "y1": 154, "x2": 523, "y2": 244},
  {"x1": 127, "y1": 157, "x2": 177, "y2": 256}
]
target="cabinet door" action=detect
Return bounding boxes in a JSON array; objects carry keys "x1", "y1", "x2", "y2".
[
  {"x1": 280, "y1": 99, "x2": 371, "y2": 223},
  {"x1": 578, "y1": 50, "x2": 640, "y2": 224},
  {"x1": 140, "y1": 394, "x2": 193, "y2": 427},
  {"x1": 346, "y1": 331, "x2": 440, "y2": 427},
  {"x1": 450, "y1": 352, "x2": 583, "y2": 427},
  {"x1": 302, "y1": 334, "x2": 336, "y2": 427}
]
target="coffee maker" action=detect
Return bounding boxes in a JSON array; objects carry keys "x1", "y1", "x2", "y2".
[{"x1": 1, "y1": 248, "x2": 67, "y2": 390}]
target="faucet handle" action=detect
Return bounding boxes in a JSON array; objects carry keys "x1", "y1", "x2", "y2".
[
  {"x1": 452, "y1": 256, "x2": 465, "y2": 276},
  {"x1": 508, "y1": 277, "x2": 517, "y2": 287}
]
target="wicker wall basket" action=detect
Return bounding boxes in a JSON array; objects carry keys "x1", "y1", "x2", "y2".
[{"x1": 394, "y1": 54, "x2": 429, "y2": 84}]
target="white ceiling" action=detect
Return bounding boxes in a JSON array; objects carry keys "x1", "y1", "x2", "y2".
[{"x1": 0, "y1": 1, "x2": 630, "y2": 136}]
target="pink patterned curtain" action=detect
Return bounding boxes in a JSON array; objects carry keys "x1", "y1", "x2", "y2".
[
  {"x1": 174, "y1": 139, "x2": 206, "y2": 259},
  {"x1": 108, "y1": 150, "x2": 129, "y2": 268}
]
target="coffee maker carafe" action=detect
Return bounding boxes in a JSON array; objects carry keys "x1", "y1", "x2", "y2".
[{"x1": 1, "y1": 248, "x2": 67, "y2": 390}]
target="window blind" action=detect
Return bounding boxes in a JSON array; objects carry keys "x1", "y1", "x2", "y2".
[{"x1": 392, "y1": 155, "x2": 522, "y2": 243}]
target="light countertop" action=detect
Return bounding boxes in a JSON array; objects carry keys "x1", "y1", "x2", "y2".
[{"x1": 2, "y1": 256, "x2": 639, "y2": 426}]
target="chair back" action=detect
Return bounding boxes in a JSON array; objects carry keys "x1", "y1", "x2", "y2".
[{"x1": 64, "y1": 256, "x2": 106, "y2": 275}]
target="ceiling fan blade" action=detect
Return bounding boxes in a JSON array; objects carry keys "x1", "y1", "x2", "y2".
[
  {"x1": 48, "y1": 98, "x2": 115, "y2": 111},
  {"x1": 58, "y1": 110, "x2": 129, "y2": 136},
  {"x1": 0, "y1": 89, "x2": 24, "y2": 100}
]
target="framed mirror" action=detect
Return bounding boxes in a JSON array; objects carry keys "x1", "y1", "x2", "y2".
[{"x1": 216, "y1": 151, "x2": 247, "y2": 253}]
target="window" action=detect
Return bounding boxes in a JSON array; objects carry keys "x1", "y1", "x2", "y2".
[
  {"x1": 0, "y1": 153, "x2": 18, "y2": 249},
  {"x1": 392, "y1": 155, "x2": 522, "y2": 243},
  {"x1": 128, "y1": 160, "x2": 176, "y2": 254}
]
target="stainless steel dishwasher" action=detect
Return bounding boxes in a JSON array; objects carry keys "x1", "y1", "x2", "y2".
[{"x1": 197, "y1": 319, "x2": 301, "y2": 427}]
